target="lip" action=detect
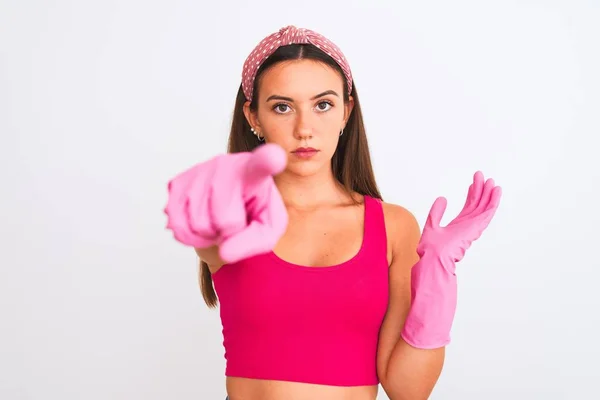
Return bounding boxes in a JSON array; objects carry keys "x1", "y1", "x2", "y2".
[
  {"x1": 292, "y1": 147, "x2": 318, "y2": 153},
  {"x1": 292, "y1": 147, "x2": 319, "y2": 159}
]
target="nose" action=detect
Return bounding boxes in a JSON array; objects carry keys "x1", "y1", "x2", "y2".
[{"x1": 293, "y1": 109, "x2": 314, "y2": 140}]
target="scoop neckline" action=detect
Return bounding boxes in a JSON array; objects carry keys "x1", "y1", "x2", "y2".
[{"x1": 267, "y1": 195, "x2": 370, "y2": 272}]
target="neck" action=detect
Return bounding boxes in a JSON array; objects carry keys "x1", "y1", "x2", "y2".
[{"x1": 274, "y1": 167, "x2": 346, "y2": 210}]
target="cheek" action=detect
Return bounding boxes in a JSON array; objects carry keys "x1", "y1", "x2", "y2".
[
  {"x1": 322, "y1": 132, "x2": 342, "y2": 157},
  {"x1": 324, "y1": 108, "x2": 345, "y2": 134},
  {"x1": 258, "y1": 109, "x2": 290, "y2": 131},
  {"x1": 322, "y1": 113, "x2": 344, "y2": 144},
  {"x1": 262, "y1": 122, "x2": 295, "y2": 146}
]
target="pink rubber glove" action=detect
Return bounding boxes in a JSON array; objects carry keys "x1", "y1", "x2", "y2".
[
  {"x1": 401, "y1": 171, "x2": 502, "y2": 349},
  {"x1": 164, "y1": 143, "x2": 289, "y2": 264}
]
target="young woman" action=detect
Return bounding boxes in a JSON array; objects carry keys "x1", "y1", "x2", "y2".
[{"x1": 165, "y1": 25, "x2": 502, "y2": 400}]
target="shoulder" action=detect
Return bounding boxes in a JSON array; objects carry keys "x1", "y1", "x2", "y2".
[
  {"x1": 380, "y1": 201, "x2": 421, "y2": 239},
  {"x1": 380, "y1": 201, "x2": 421, "y2": 265}
]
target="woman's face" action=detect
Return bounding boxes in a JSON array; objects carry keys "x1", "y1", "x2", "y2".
[{"x1": 244, "y1": 59, "x2": 354, "y2": 177}]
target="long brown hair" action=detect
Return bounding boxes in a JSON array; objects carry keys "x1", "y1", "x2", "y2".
[{"x1": 199, "y1": 43, "x2": 382, "y2": 308}]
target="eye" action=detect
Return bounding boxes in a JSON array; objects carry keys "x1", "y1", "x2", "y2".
[
  {"x1": 316, "y1": 101, "x2": 333, "y2": 112},
  {"x1": 273, "y1": 103, "x2": 291, "y2": 114}
]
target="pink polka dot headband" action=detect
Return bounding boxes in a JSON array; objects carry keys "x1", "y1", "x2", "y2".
[{"x1": 241, "y1": 25, "x2": 353, "y2": 102}]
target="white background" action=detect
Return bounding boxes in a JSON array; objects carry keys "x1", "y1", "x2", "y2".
[{"x1": 1, "y1": 0, "x2": 599, "y2": 399}]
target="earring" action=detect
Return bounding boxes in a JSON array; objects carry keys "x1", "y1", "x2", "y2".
[
  {"x1": 340, "y1": 128, "x2": 344, "y2": 136},
  {"x1": 251, "y1": 127, "x2": 265, "y2": 142}
]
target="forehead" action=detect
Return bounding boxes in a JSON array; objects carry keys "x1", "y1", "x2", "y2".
[{"x1": 257, "y1": 59, "x2": 344, "y2": 99}]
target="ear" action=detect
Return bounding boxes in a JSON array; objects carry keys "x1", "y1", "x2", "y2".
[
  {"x1": 343, "y1": 95, "x2": 355, "y2": 128},
  {"x1": 243, "y1": 101, "x2": 262, "y2": 132}
]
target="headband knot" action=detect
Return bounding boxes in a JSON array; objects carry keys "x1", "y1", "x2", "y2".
[
  {"x1": 278, "y1": 25, "x2": 309, "y2": 44},
  {"x1": 241, "y1": 25, "x2": 353, "y2": 102}
]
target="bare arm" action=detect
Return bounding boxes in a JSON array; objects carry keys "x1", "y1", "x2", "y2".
[
  {"x1": 194, "y1": 246, "x2": 226, "y2": 272},
  {"x1": 378, "y1": 205, "x2": 445, "y2": 400}
]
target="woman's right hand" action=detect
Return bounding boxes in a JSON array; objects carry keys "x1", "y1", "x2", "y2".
[{"x1": 164, "y1": 143, "x2": 289, "y2": 264}]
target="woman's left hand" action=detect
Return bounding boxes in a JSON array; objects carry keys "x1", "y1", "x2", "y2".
[
  {"x1": 401, "y1": 171, "x2": 502, "y2": 349},
  {"x1": 417, "y1": 171, "x2": 502, "y2": 268}
]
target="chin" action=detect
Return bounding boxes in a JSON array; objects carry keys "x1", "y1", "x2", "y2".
[{"x1": 286, "y1": 161, "x2": 326, "y2": 178}]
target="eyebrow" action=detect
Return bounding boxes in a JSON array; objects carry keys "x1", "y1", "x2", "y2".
[{"x1": 265, "y1": 90, "x2": 340, "y2": 102}]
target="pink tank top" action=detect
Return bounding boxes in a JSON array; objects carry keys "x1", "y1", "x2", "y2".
[{"x1": 212, "y1": 195, "x2": 389, "y2": 386}]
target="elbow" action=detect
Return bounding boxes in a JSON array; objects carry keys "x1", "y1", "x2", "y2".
[
  {"x1": 380, "y1": 378, "x2": 430, "y2": 400},
  {"x1": 381, "y1": 382, "x2": 435, "y2": 400},
  {"x1": 379, "y1": 347, "x2": 445, "y2": 400}
]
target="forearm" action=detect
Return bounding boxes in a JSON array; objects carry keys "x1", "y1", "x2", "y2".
[
  {"x1": 194, "y1": 245, "x2": 226, "y2": 268},
  {"x1": 379, "y1": 171, "x2": 500, "y2": 399},
  {"x1": 381, "y1": 338, "x2": 445, "y2": 400},
  {"x1": 381, "y1": 250, "x2": 456, "y2": 399},
  {"x1": 401, "y1": 249, "x2": 457, "y2": 348}
]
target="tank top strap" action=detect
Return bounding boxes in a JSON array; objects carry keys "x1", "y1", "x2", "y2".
[{"x1": 362, "y1": 195, "x2": 388, "y2": 263}]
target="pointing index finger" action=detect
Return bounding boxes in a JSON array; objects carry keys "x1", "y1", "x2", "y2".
[{"x1": 243, "y1": 143, "x2": 287, "y2": 195}]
